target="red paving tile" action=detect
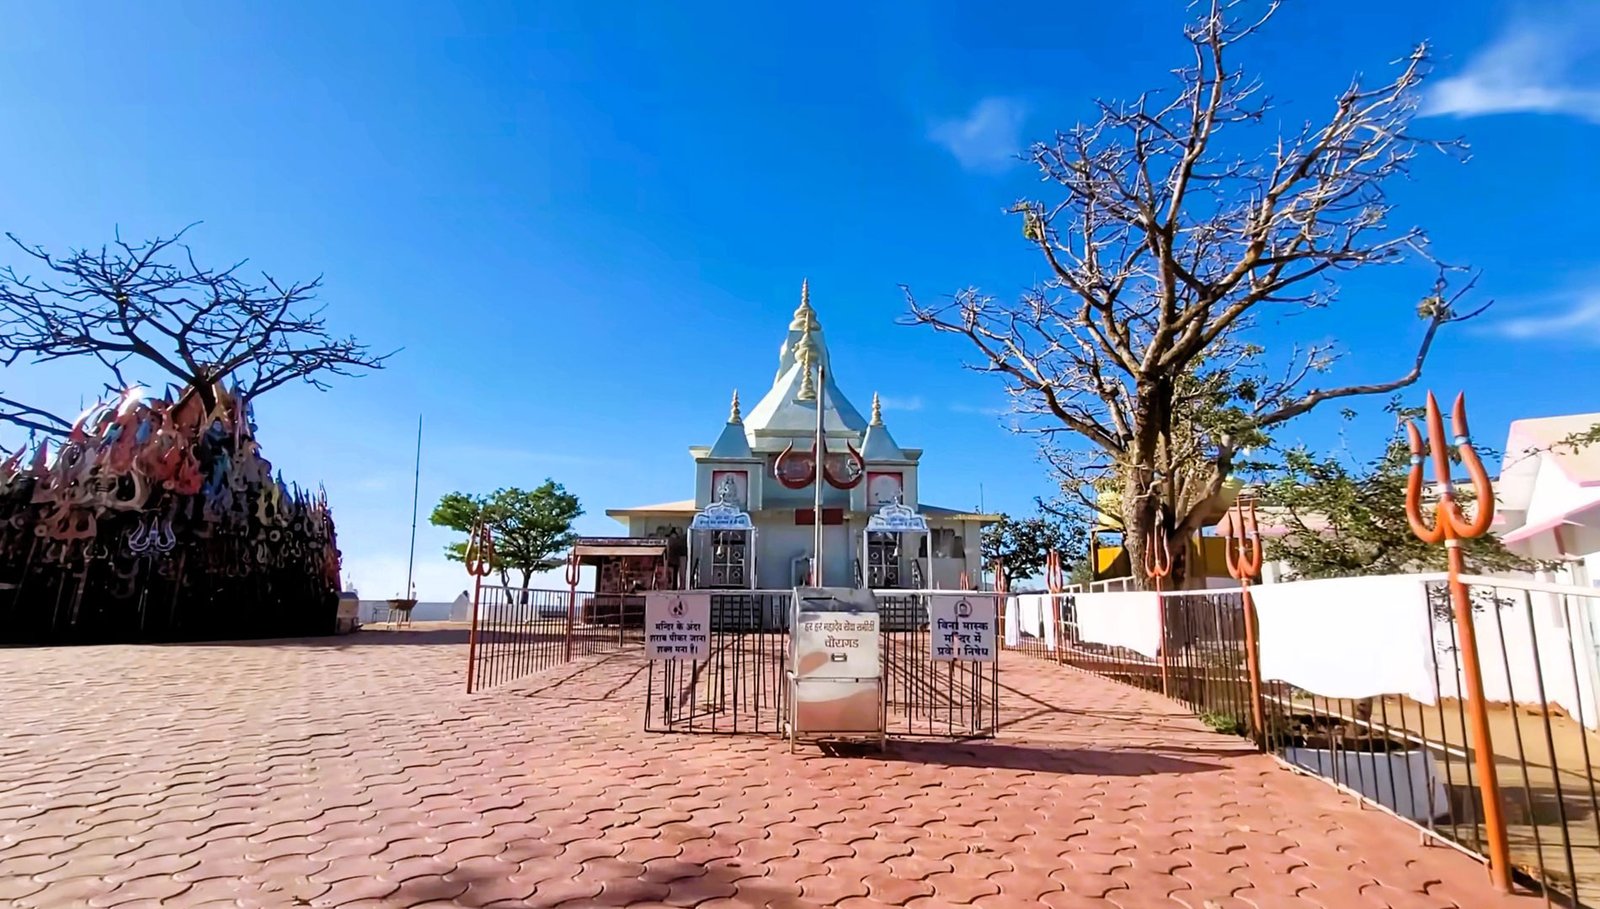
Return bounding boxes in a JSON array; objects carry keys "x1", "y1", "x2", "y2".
[{"x1": 0, "y1": 626, "x2": 1543, "y2": 909}]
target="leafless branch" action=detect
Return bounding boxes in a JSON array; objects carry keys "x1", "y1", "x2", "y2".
[
  {"x1": 0, "y1": 225, "x2": 397, "y2": 424},
  {"x1": 902, "y1": 0, "x2": 1480, "y2": 586}
]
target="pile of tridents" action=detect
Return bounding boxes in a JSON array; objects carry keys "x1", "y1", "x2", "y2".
[{"x1": 0, "y1": 381, "x2": 342, "y2": 643}]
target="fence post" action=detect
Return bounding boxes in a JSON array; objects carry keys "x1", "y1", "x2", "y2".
[
  {"x1": 564, "y1": 550, "x2": 580, "y2": 663},
  {"x1": 1144, "y1": 516, "x2": 1173, "y2": 699},
  {"x1": 993, "y1": 559, "x2": 1007, "y2": 643},
  {"x1": 463, "y1": 522, "x2": 494, "y2": 694},
  {"x1": 1046, "y1": 550, "x2": 1065, "y2": 664},
  {"x1": 1223, "y1": 496, "x2": 1267, "y2": 749},
  {"x1": 1405, "y1": 391, "x2": 1511, "y2": 893}
]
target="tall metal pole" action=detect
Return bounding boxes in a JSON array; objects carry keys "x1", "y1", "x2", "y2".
[
  {"x1": 812, "y1": 362, "x2": 825, "y2": 585},
  {"x1": 404, "y1": 414, "x2": 422, "y2": 601}
]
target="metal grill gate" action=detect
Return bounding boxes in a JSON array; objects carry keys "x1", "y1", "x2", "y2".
[{"x1": 643, "y1": 590, "x2": 999, "y2": 740}]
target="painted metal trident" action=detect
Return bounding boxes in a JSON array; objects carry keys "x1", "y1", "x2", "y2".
[
  {"x1": 1144, "y1": 509, "x2": 1173, "y2": 698},
  {"x1": 1404, "y1": 391, "x2": 1510, "y2": 893},
  {"x1": 1222, "y1": 495, "x2": 1266, "y2": 746},
  {"x1": 464, "y1": 521, "x2": 495, "y2": 694}
]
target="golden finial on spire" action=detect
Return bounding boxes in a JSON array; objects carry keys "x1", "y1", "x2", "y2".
[
  {"x1": 795, "y1": 320, "x2": 818, "y2": 401},
  {"x1": 789, "y1": 278, "x2": 819, "y2": 331},
  {"x1": 729, "y1": 389, "x2": 742, "y2": 424},
  {"x1": 871, "y1": 392, "x2": 883, "y2": 426}
]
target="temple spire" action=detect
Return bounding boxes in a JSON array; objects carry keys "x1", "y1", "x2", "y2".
[
  {"x1": 794, "y1": 319, "x2": 818, "y2": 402},
  {"x1": 728, "y1": 389, "x2": 742, "y2": 424},
  {"x1": 870, "y1": 392, "x2": 883, "y2": 426},
  {"x1": 789, "y1": 278, "x2": 819, "y2": 332}
]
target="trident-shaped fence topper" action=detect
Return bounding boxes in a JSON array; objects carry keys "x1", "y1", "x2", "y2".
[
  {"x1": 564, "y1": 549, "x2": 582, "y2": 662},
  {"x1": 1221, "y1": 494, "x2": 1266, "y2": 746},
  {"x1": 1045, "y1": 549, "x2": 1066, "y2": 663},
  {"x1": 463, "y1": 520, "x2": 496, "y2": 693},
  {"x1": 1404, "y1": 391, "x2": 1511, "y2": 892},
  {"x1": 1143, "y1": 509, "x2": 1174, "y2": 698}
]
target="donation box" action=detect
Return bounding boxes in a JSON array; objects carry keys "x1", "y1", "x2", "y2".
[{"x1": 787, "y1": 586, "x2": 884, "y2": 749}]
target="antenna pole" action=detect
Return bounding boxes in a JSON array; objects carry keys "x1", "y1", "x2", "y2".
[{"x1": 404, "y1": 414, "x2": 422, "y2": 600}]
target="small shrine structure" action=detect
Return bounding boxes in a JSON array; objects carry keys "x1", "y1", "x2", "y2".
[{"x1": 604, "y1": 282, "x2": 997, "y2": 590}]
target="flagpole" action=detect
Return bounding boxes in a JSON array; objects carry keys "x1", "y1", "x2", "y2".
[
  {"x1": 404, "y1": 413, "x2": 422, "y2": 601},
  {"x1": 813, "y1": 361, "x2": 825, "y2": 585}
]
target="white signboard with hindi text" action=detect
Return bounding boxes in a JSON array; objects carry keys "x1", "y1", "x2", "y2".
[
  {"x1": 928, "y1": 594, "x2": 998, "y2": 662},
  {"x1": 644, "y1": 592, "x2": 712, "y2": 661}
]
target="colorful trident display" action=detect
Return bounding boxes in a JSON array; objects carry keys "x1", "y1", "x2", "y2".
[
  {"x1": 0, "y1": 383, "x2": 342, "y2": 644},
  {"x1": 1143, "y1": 511, "x2": 1174, "y2": 698},
  {"x1": 1404, "y1": 391, "x2": 1510, "y2": 892}
]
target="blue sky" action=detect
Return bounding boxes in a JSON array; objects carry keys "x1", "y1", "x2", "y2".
[{"x1": 1, "y1": 1, "x2": 1596, "y2": 599}]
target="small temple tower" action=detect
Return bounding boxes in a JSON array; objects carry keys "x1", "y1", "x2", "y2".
[{"x1": 606, "y1": 282, "x2": 997, "y2": 589}]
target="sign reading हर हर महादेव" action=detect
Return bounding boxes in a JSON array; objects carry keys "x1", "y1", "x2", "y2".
[
  {"x1": 643, "y1": 592, "x2": 711, "y2": 661},
  {"x1": 928, "y1": 594, "x2": 997, "y2": 662}
]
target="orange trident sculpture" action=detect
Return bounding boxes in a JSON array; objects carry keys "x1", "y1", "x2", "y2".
[
  {"x1": 1222, "y1": 494, "x2": 1266, "y2": 746},
  {"x1": 1045, "y1": 549, "x2": 1066, "y2": 662},
  {"x1": 1405, "y1": 391, "x2": 1510, "y2": 892},
  {"x1": 1144, "y1": 510, "x2": 1173, "y2": 698},
  {"x1": 463, "y1": 520, "x2": 496, "y2": 693},
  {"x1": 564, "y1": 548, "x2": 582, "y2": 663}
]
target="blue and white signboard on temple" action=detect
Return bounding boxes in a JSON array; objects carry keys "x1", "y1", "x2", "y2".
[{"x1": 865, "y1": 499, "x2": 928, "y2": 534}]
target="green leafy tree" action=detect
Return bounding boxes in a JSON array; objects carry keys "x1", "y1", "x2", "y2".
[
  {"x1": 430, "y1": 481, "x2": 584, "y2": 589},
  {"x1": 1261, "y1": 402, "x2": 1529, "y2": 579},
  {"x1": 981, "y1": 511, "x2": 1087, "y2": 582}
]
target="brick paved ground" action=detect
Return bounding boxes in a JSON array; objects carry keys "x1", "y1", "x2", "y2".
[{"x1": 0, "y1": 626, "x2": 1541, "y2": 908}]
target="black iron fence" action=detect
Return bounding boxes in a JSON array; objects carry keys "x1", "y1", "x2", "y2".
[
  {"x1": 466, "y1": 585, "x2": 645, "y2": 693},
  {"x1": 643, "y1": 591, "x2": 790, "y2": 735},
  {"x1": 879, "y1": 593, "x2": 999, "y2": 739},
  {"x1": 1056, "y1": 577, "x2": 1600, "y2": 908}
]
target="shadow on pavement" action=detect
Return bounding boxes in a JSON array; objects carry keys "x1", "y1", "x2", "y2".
[{"x1": 861, "y1": 740, "x2": 1228, "y2": 775}]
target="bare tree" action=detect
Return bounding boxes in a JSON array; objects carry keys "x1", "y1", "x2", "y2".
[
  {"x1": 0, "y1": 224, "x2": 393, "y2": 435},
  {"x1": 905, "y1": 1, "x2": 1487, "y2": 587}
]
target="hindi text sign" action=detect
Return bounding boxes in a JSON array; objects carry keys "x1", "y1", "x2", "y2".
[
  {"x1": 644, "y1": 592, "x2": 712, "y2": 661},
  {"x1": 928, "y1": 594, "x2": 997, "y2": 662}
]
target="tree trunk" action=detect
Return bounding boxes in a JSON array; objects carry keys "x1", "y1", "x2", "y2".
[{"x1": 1122, "y1": 378, "x2": 1191, "y2": 591}]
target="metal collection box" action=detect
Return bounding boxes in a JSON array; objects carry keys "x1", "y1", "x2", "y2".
[{"x1": 785, "y1": 586, "x2": 885, "y2": 751}]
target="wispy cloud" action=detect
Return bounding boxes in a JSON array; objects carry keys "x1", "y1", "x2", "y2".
[
  {"x1": 1484, "y1": 290, "x2": 1600, "y2": 342},
  {"x1": 878, "y1": 395, "x2": 924, "y2": 412},
  {"x1": 929, "y1": 97, "x2": 1028, "y2": 172},
  {"x1": 950, "y1": 402, "x2": 1007, "y2": 417},
  {"x1": 1422, "y1": 7, "x2": 1600, "y2": 123}
]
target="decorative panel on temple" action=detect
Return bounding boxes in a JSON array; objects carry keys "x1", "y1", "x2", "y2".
[
  {"x1": 867, "y1": 471, "x2": 903, "y2": 507},
  {"x1": 709, "y1": 470, "x2": 748, "y2": 509}
]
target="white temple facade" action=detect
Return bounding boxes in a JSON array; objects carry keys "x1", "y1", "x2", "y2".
[{"x1": 605, "y1": 283, "x2": 996, "y2": 590}]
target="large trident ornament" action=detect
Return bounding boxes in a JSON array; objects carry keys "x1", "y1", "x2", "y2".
[
  {"x1": 1144, "y1": 510, "x2": 1173, "y2": 698},
  {"x1": 564, "y1": 548, "x2": 581, "y2": 663},
  {"x1": 1045, "y1": 549, "x2": 1066, "y2": 662},
  {"x1": 463, "y1": 520, "x2": 496, "y2": 693},
  {"x1": 1222, "y1": 494, "x2": 1266, "y2": 746},
  {"x1": 1405, "y1": 391, "x2": 1511, "y2": 892}
]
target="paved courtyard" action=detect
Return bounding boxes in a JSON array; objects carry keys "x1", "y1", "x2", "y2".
[{"x1": 0, "y1": 626, "x2": 1540, "y2": 908}]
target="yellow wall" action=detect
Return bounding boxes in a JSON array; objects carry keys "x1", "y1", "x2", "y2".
[{"x1": 1093, "y1": 536, "x2": 1240, "y2": 581}]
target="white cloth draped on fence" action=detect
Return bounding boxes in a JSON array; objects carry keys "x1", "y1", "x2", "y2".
[
  {"x1": 1004, "y1": 595, "x2": 1020, "y2": 647},
  {"x1": 1074, "y1": 591, "x2": 1162, "y2": 659},
  {"x1": 1015, "y1": 594, "x2": 1059, "y2": 649},
  {"x1": 1252, "y1": 575, "x2": 1439, "y2": 704}
]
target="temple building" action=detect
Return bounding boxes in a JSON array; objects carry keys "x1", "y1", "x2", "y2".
[{"x1": 603, "y1": 282, "x2": 996, "y2": 591}]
